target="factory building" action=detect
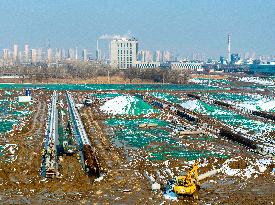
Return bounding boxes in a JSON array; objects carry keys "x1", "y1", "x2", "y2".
[
  {"x1": 170, "y1": 62, "x2": 204, "y2": 72},
  {"x1": 135, "y1": 61, "x2": 160, "y2": 69}
]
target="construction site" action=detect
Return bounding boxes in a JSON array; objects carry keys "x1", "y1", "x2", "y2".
[{"x1": 0, "y1": 76, "x2": 274, "y2": 204}]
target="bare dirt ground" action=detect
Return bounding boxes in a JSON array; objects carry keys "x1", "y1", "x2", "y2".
[
  {"x1": 0, "y1": 76, "x2": 154, "y2": 84},
  {"x1": 0, "y1": 90, "x2": 274, "y2": 205}
]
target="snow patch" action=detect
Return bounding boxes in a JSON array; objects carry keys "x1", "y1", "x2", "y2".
[
  {"x1": 236, "y1": 97, "x2": 275, "y2": 112},
  {"x1": 239, "y1": 77, "x2": 274, "y2": 86},
  {"x1": 221, "y1": 157, "x2": 273, "y2": 179},
  {"x1": 188, "y1": 78, "x2": 209, "y2": 84},
  {"x1": 100, "y1": 95, "x2": 156, "y2": 115},
  {"x1": 180, "y1": 99, "x2": 201, "y2": 112}
]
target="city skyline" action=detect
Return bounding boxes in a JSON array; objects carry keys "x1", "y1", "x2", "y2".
[
  {"x1": 1, "y1": 39, "x2": 274, "y2": 62},
  {"x1": 0, "y1": 0, "x2": 274, "y2": 58}
]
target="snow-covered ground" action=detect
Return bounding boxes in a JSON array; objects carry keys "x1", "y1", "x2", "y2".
[
  {"x1": 221, "y1": 157, "x2": 273, "y2": 179},
  {"x1": 204, "y1": 92, "x2": 275, "y2": 112},
  {"x1": 188, "y1": 78, "x2": 230, "y2": 86},
  {"x1": 100, "y1": 95, "x2": 157, "y2": 115},
  {"x1": 188, "y1": 78, "x2": 210, "y2": 84},
  {"x1": 180, "y1": 99, "x2": 202, "y2": 112},
  {"x1": 180, "y1": 99, "x2": 275, "y2": 139},
  {"x1": 235, "y1": 94, "x2": 275, "y2": 112},
  {"x1": 239, "y1": 77, "x2": 274, "y2": 86}
]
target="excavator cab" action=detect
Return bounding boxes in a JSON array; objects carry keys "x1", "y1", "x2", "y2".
[{"x1": 173, "y1": 161, "x2": 199, "y2": 199}]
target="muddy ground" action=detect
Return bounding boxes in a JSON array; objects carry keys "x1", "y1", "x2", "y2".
[{"x1": 0, "y1": 90, "x2": 274, "y2": 205}]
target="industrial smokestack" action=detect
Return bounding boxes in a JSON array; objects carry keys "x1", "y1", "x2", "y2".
[
  {"x1": 228, "y1": 34, "x2": 231, "y2": 64},
  {"x1": 96, "y1": 40, "x2": 100, "y2": 60}
]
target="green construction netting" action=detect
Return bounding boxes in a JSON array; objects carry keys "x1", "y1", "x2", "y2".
[
  {"x1": 0, "y1": 83, "x2": 223, "y2": 91},
  {"x1": 90, "y1": 93, "x2": 123, "y2": 99},
  {"x1": 150, "y1": 92, "x2": 183, "y2": 104},
  {"x1": 0, "y1": 99, "x2": 32, "y2": 134},
  {"x1": 106, "y1": 118, "x2": 169, "y2": 127},
  {"x1": 181, "y1": 99, "x2": 275, "y2": 133},
  {"x1": 148, "y1": 148, "x2": 228, "y2": 161},
  {"x1": 208, "y1": 93, "x2": 252, "y2": 102},
  {"x1": 105, "y1": 118, "x2": 228, "y2": 161},
  {"x1": 0, "y1": 145, "x2": 3, "y2": 157},
  {"x1": 205, "y1": 93, "x2": 275, "y2": 113}
]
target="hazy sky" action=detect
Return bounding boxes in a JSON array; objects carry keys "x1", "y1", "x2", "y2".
[{"x1": 0, "y1": 0, "x2": 274, "y2": 58}]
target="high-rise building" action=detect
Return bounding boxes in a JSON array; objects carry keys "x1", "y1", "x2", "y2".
[
  {"x1": 138, "y1": 50, "x2": 145, "y2": 62},
  {"x1": 55, "y1": 48, "x2": 62, "y2": 62},
  {"x1": 82, "y1": 49, "x2": 88, "y2": 61},
  {"x1": 37, "y1": 48, "x2": 42, "y2": 62},
  {"x1": 18, "y1": 51, "x2": 23, "y2": 63},
  {"x1": 110, "y1": 37, "x2": 138, "y2": 69},
  {"x1": 47, "y1": 48, "x2": 53, "y2": 63},
  {"x1": 154, "y1": 50, "x2": 161, "y2": 62},
  {"x1": 144, "y1": 50, "x2": 153, "y2": 62},
  {"x1": 3, "y1": 49, "x2": 9, "y2": 60},
  {"x1": 31, "y1": 49, "x2": 37, "y2": 63},
  {"x1": 13, "y1": 44, "x2": 18, "y2": 62},
  {"x1": 24, "y1": 44, "x2": 29, "y2": 63},
  {"x1": 138, "y1": 50, "x2": 153, "y2": 62},
  {"x1": 68, "y1": 48, "x2": 75, "y2": 60},
  {"x1": 162, "y1": 51, "x2": 171, "y2": 62},
  {"x1": 61, "y1": 49, "x2": 66, "y2": 60}
]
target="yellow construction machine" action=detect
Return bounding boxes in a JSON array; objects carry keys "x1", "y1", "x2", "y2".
[{"x1": 173, "y1": 160, "x2": 200, "y2": 199}]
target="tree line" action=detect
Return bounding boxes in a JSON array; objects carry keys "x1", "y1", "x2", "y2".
[{"x1": 0, "y1": 62, "x2": 190, "y2": 84}]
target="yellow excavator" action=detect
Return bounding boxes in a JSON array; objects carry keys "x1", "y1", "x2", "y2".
[{"x1": 173, "y1": 160, "x2": 200, "y2": 199}]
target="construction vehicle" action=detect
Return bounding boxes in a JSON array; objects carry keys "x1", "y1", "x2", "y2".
[
  {"x1": 83, "y1": 98, "x2": 93, "y2": 106},
  {"x1": 173, "y1": 161, "x2": 200, "y2": 199}
]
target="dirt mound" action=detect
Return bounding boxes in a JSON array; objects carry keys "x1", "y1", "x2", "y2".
[{"x1": 229, "y1": 160, "x2": 247, "y2": 169}]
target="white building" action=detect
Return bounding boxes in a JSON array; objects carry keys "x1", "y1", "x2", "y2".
[
  {"x1": 31, "y1": 49, "x2": 37, "y2": 63},
  {"x1": 13, "y1": 44, "x2": 18, "y2": 62},
  {"x1": 47, "y1": 48, "x2": 53, "y2": 63},
  {"x1": 138, "y1": 50, "x2": 153, "y2": 62},
  {"x1": 154, "y1": 50, "x2": 161, "y2": 62},
  {"x1": 37, "y1": 48, "x2": 42, "y2": 62},
  {"x1": 24, "y1": 44, "x2": 29, "y2": 63},
  {"x1": 82, "y1": 49, "x2": 88, "y2": 61},
  {"x1": 138, "y1": 50, "x2": 146, "y2": 62},
  {"x1": 170, "y1": 62, "x2": 204, "y2": 72},
  {"x1": 162, "y1": 51, "x2": 171, "y2": 62},
  {"x1": 135, "y1": 61, "x2": 160, "y2": 69},
  {"x1": 68, "y1": 48, "x2": 75, "y2": 60},
  {"x1": 110, "y1": 37, "x2": 138, "y2": 69},
  {"x1": 55, "y1": 48, "x2": 63, "y2": 62},
  {"x1": 3, "y1": 49, "x2": 9, "y2": 60}
]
